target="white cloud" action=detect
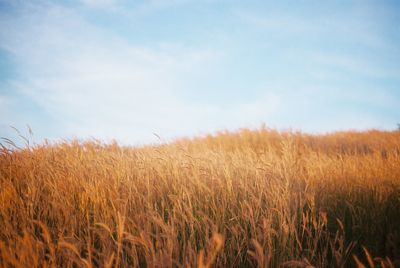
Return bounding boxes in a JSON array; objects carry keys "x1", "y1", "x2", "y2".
[
  {"x1": 79, "y1": 0, "x2": 120, "y2": 8},
  {"x1": 236, "y1": 7, "x2": 390, "y2": 50},
  {"x1": 2, "y1": 2, "x2": 397, "y2": 145},
  {"x1": 308, "y1": 52, "x2": 400, "y2": 79},
  {"x1": 0, "y1": 2, "x2": 280, "y2": 144}
]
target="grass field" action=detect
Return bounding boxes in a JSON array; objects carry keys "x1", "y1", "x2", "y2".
[{"x1": 0, "y1": 128, "x2": 399, "y2": 267}]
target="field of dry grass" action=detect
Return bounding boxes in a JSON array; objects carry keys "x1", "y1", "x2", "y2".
[{"x1": 0, "y1": 128, "x2": 400, "y2": 267}]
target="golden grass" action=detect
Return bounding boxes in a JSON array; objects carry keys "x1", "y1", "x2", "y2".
[{"x1": 0, "y1": 127, "x2": 399, "y2": 267}]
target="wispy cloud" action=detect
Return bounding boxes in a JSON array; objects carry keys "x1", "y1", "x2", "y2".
[
  {"x1": 236, "y1": 6, "x2": 392, "y2": 50},
  {"x1": 79, "y1": 0, "x2": 120, "y2": 8},
  {"x1": 1, "y1": 1, "x2": 399, "y2": 144},
  {"x1": 308, "y1": 52, "x2": 400, "y2": 79},
  {"x1": 0, "y1": 2, "x2": 280, "y2": 144}
]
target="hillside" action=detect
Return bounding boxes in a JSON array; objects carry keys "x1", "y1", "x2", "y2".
[{"x1": 1, "y1": 128, "x2": 400, "y2": 267}]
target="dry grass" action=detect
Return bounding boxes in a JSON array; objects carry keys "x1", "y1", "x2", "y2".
[{"x1": 0, "y1": 127, "x2": 400, "y2": 267}]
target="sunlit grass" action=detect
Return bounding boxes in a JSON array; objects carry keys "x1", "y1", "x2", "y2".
[{"x1": 0, "y1": 128, "x2": 399, "y2": 267}]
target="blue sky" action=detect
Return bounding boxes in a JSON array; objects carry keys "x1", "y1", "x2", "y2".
[{"x1": 0, "y1": 0, "x2": 399, "y2": 145}]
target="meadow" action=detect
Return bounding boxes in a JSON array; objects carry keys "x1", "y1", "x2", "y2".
[{"x1": 0, "y1": 128, "x2": 399, "y2": 267}]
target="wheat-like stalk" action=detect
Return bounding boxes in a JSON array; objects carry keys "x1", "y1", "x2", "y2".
[{"x1": 0, "y1": 128, "x2": 399, "y2": 267}]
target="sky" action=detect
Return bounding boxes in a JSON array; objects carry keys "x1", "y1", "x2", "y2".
[{"x1": 0, "y1": 0, "x2": 399, "y2": 145}]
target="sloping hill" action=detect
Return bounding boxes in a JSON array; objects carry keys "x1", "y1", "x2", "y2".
[{"x1": 1, "y1": 128, "x2": 399, "y2": 267}]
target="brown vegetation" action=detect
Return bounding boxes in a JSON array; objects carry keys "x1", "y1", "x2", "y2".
[{"x1": 1, "y1": 128, "x2": 400, "y2": 267}]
